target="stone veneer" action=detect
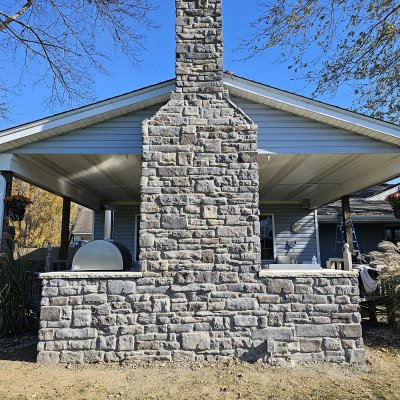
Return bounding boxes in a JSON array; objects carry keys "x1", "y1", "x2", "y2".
[
  {"x1": 139, "y1": 0, "x2": 260, "y2": 275},
  {"x1": 37, "y1": 0, "x2": 365, "y2": 364},
  {"x1": 37, "y1": 271, "x2": 364, "y2": 364}
]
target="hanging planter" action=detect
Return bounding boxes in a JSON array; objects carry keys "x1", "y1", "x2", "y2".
[
  {"x1": 4, "y1": 194, "x2": 33, "y2": 221},
  {"x1": 386, "y1": 191, "x2": 400, "y2": 219}
]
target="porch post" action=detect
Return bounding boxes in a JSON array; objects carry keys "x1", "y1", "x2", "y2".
[
  {"x1": 341, "y1": 195, "x2": 354, "y2": 255},
  {"x1": 0, "y1": 171, "x2": 14, "y2": 258},
  {"x1": 58, "y1": 196, "x2": 71, "y2": 260}
]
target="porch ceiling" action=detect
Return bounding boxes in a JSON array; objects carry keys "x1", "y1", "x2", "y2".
[
  {"x1": 15, "y1": 154, "x2": 142, "y2": 208},
  {"x1": 8, "y1": 152, "x2": 400, "y2": 210},
  {"x1": 259, "y1": 153, "x2": 400, "y2": 208}
]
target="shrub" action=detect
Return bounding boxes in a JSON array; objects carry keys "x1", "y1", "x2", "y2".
[
  {"x1": 369, "y1": 241, "x2": 400, "y2": 329},
  {"x1": 0, "y1": 259, "x2": 39, "y2": 337}
]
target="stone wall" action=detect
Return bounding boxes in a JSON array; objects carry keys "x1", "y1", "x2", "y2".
[
  {"x1": 37, "y1": 271, "x2": 364, "y2": 364},
  {"x1": 140, "y1": 0, "x2": 261, "y2": 276},
  {"x1": 37, "y1": 0, "x2": 364, "y2": 366}
]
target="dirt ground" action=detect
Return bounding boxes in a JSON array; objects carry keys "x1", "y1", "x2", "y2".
[{"x1": 0, "y1": 323, "x2": 399, "y2": 400}]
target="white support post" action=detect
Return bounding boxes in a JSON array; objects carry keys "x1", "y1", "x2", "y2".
[
  {"x1": 343, "y1": 243, "x2": 352, "y2": 271},
  {"x1": 0, "y1": 175, "x2": 5, "y2": 252}
]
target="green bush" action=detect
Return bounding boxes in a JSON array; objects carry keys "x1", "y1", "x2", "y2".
[
  {"x1": 0, "y1": 259, "x2": 40, "y2": 337},
  {"x1": 369, "y1": 241, "x2": 400, "y2": 329}
]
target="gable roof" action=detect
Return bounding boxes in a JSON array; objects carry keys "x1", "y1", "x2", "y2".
[
  {"x1": 1, "y1": 74, "x2": 400, "y2": 153},
  {"x1": 73, "y1": 207, "x2": 93, "y2": 234}
]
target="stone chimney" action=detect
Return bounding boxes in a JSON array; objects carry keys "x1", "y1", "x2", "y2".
[
  {"x1": 175, "y1": 0, "x2": 224, "y2": 94},
  {"x1": 140, "y1": 0, "x2": 261, "y2": 278}
]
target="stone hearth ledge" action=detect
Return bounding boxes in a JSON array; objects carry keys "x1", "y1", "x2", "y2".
[
  {"x1": 258, "y1": 270, "x2": 358, "y2": 278},
  {"x1": 39, "y1": 271, "x2": 143, "y2": 280}
]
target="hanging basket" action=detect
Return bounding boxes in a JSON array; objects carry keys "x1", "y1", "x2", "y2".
[
  {"x1": 386, "y1": 192, "x2": 400, "y2": 220},
  {"x1": 4, "y1": 195, "x2": 32, "y2": 222}
]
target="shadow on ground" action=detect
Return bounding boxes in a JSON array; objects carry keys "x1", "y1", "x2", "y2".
[
  {"x1": 362, "y1": 320, "x2": 400, "y2": 350},
  {"x1": 0, "y1": 331, "x2": 38, "y2": 362}
]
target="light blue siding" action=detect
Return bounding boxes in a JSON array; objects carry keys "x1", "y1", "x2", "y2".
[
  {"x1": 12, "y1": 95, "x2": 398, "y2": 156},
  {"x1": 93, "y1": 206, "x2": 140, "y2": 259},
  {"x1": 319, "y1": 222, "x2": 391, "y2": 265},
  {"x1": 260, "y1": 204, "x2": 318, "y2": 263},
  {"x1": 231, "y1": 97, "x2": 399, "y2": 154},
  {"x1": 13, "y1": 105, "x2": 161, "y2": 154}
]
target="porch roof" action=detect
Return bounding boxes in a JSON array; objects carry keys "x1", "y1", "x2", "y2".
[
  {"x1": 1, "y1": 74, "x2": 400, "y2": 152},
  {"x1": 0, "y1": 75, "x2": 399, "y2": 210}
]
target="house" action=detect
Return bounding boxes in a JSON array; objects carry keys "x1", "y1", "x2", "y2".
[
  {"x1": 71, "y1": 207, "x2": 93, "y2": 245},
  {"x1": 319, "y1": 185, "x2": 400, "y2": 265},
  {"x1": 1, "y1": 75, "x2": 399, "y2": 264},
  {"x1": 0, "y1": 0, "x2": 399, "y2": 365}
]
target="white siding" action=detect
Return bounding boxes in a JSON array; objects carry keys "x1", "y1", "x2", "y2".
[
  {"x1": 260, "y1": 204, "x2": 318, "y2": 262},
  {"x1": 232, "y1": 97, "x2": 399, "y2": 154},
  {"x1": 13, "y1": 105, "x2": 162, "y2": 154}
]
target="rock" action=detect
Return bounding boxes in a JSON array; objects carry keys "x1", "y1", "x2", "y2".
[
  {"x1": 181, "y1": 332, "x2": 210, "y2": 351},
  {"x1": 72, "y1": 310, "x2": 91, "y2": 328},
  {"x1": 107, "y1": 281, "x2": 135, "y2": 295}
]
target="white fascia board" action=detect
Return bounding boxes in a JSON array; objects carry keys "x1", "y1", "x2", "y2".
[
  {"x1": 224, "y1": 76, "x2": 400, "y2": 147},
  {"x1": 318, "y1": 214, "x2": 399, "y2": 223},
  {"x1": 0, "y1": 81, "x2": 174, "y2": 149}
]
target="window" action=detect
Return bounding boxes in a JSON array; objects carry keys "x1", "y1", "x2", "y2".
[
  {"x1": 385, "y1": 225, "x2": 400, "y2": 244},
  {"x1": 134, "y1": 214, "x2": 140, "y2": 261},
  {"x1": 260, "y1": 215, "x2": 275, "y2": 261}
]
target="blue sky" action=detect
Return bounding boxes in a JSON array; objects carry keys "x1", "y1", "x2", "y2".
[{"x1": 1, "y1": 0, "x2": 356, "y2": 130}]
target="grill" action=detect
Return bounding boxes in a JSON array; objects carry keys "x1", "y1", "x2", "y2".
[{"x1": 71, "y1": 209, "x2": 133, "y2": 271}]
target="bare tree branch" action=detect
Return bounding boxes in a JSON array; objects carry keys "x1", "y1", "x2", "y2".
[
  {"x1": 0, "y1": 0, "x2": 157, "y2": 118},
  {"x1": 0, "y1": 0, "x2": 32, "y2": 33},
  {"x1": 240, "y1": 0, "x2": 400, "y2": 123}
]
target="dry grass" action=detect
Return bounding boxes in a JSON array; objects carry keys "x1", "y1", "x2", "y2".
[{"x1": 0, "y1": 345, "x2": 399, "y2": 400}]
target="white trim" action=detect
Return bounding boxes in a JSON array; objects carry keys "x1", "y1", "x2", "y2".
[
  {"x1": 225, "y1": 75, "x2": 400, "y2": 147},
  {"x1": 0, "y1": 175, "x2": 6, "y2": 249},
  {"x1": 259, "y1": 270, "x2": 358, "y2": 278},
  {"x1": 39, "y1": 271, "x2": 143, "y2": 279},
  {"x1": 0, "y1": 81, "x2": 174, "y2": 152},
  {"x1": 0, "y1": 75, "x2": 399, "y2": 153},
  {"x1": 314, "y1": 210, "x2": 321, "y2": 264}
]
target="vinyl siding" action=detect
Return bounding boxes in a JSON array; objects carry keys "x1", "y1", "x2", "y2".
[
  {"x1": 13, "y1": 105, "x2": 162, "y2": 154},
  {"x1": 319, "y1": 222, "x2": 390, "y2": 265},
  {"x1": 13, "y1": 95, "x2": 398, "y2": 156},
  {"x1": 260, "y1": 204, "x2": 318, "y2": 263},
  {"x1": 93, "y1": 206, "x2": 140, "y2": 260},
  {"x1": 231, "y1": 97, "x2": 398, "y2": 154}
]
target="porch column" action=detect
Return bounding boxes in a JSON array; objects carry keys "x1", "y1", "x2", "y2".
[
  {"x1": 0, "y1": 171, "x2": 14, "y2": 258},
  {"x1": 341, "y1": 195, "x2": 354, "y2": 255},
  {"x1": 58, "y1": 197, "x2": 71, "y2": 260}
]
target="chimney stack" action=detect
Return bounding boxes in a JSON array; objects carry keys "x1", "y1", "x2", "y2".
[{"x1": 175, "y1": 0, "x2": 224, "y2": 94}]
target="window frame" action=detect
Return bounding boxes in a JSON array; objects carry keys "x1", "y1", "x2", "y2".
[
  {"x1": 384, "y1": 224, "x2": 400, "y2": 244},
  {"x1": 260, "y1": 213, "x2": 276, "y2": 262},
  {"x1": 133, "y1": 214, "x2": 140, "y2": 261}
]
